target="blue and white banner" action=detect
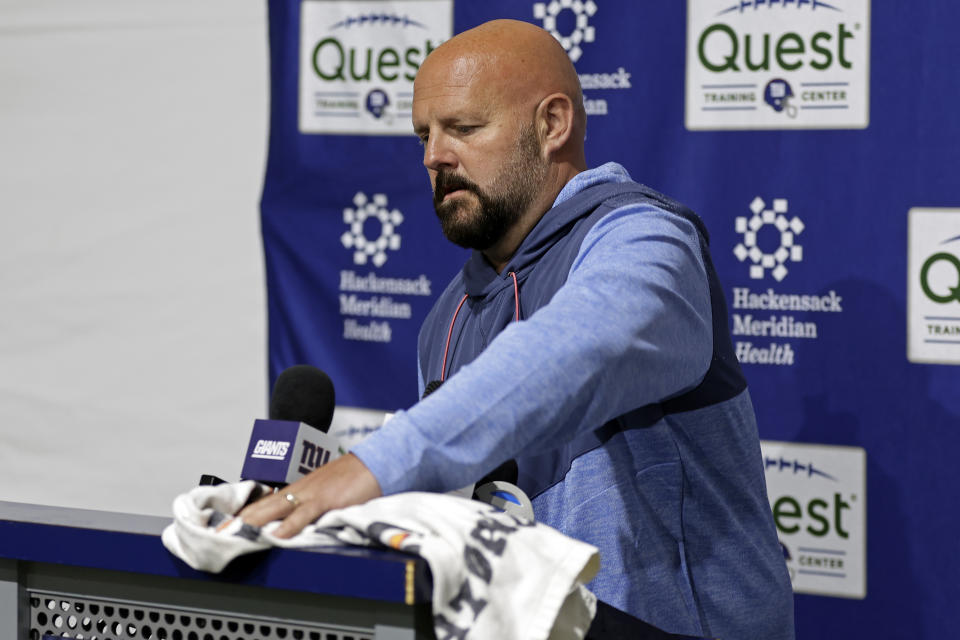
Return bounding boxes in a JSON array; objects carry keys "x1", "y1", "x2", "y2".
[
  {"x1": 262, "y1": 2, "x2": 960, "y2": 636},
  {"x1": 263, "y1": 0, "x2": 463, "y2": 410}
]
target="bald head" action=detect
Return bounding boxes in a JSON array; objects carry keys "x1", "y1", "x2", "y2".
[
  {"x1": 416, "y1": 20, "x2": 586, "y2": 149},
  {"x1": 422, "y1": 21, "x2": 584, "y2": 132},
  {"x1": 412, "y1": 20, "x2": 587, "y2": 271}
]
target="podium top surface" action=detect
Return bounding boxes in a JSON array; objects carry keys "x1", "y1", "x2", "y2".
[
  {"x1": 0, "y1": 500, "x2": 430, "y2": 605},
  {"x1": 0, "y1": 500, "x2": 170, "y2": 535}
]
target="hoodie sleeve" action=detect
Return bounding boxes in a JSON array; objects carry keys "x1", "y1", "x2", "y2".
[{"x1": 351, "y1": 203, "x2": 713, "y2": 494}]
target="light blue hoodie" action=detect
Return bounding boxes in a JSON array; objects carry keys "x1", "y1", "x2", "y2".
[{"x1": 353, "y1": 163, "x2": 794, "y2": 639}]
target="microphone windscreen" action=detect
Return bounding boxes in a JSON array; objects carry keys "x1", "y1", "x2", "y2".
[{"x1": 269, "y1": 365, "x2": 336, "y2": 432}]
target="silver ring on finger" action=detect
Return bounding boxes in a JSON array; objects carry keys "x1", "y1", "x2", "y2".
[{"x1": 284, "y1": 492, "x2": 300, "y2": 508}]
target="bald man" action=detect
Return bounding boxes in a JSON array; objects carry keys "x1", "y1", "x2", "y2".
[{"x1": 242, "y1": 20, "x2": 794, "y2": 639}]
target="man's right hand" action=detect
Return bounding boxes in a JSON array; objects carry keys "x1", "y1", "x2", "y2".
[{"x1": 237, "y1": 453, "x2": 382, "y2": 539}]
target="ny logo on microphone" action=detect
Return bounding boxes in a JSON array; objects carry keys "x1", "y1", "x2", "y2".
[{"x1": 298, "y1": 440, "x2": 332, "y2": 474}]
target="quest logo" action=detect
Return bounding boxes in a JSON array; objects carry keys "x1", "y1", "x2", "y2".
[
  {"x1": 685, "y1": 0, "x2": 871, "y2": 130},
  {"x1": 761, "y1": 440, "x2": 866, "y2": 599},
  {"x1": 907, "y1": 208, "x2": 960, "y2": 365},
  {"x1": 298, "y1": 0, "x2": 453, "y2": 135}
]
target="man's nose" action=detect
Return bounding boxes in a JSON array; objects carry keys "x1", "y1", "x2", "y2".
[{"x1": 423, "y1": 134, "x2": 457, "y2": 172}]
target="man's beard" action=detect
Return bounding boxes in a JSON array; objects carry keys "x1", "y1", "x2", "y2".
[{"x1": 432, "y1": 126, "x2": 547, "y2": 251}]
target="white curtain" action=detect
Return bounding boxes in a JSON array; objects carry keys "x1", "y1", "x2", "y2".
[{"x1": 0, "y1": 0, "x2": 269, "y2": 516}]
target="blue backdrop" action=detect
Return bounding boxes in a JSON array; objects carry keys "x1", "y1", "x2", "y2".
[{"x1": 261, "y1": 1, "x2": 960, "y2": 636}]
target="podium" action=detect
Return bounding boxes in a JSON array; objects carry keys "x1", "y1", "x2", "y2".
[
  {"x1": 1, "y1": 501, "x2": 712, "y2": 640},
  {"x1": 0, "y1": 501, "x2": 433, "y2": 640}
]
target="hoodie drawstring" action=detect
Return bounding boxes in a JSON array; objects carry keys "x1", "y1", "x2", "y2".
[{"x1": 440, "y1": 271, "x2": 520, "y2": 381}]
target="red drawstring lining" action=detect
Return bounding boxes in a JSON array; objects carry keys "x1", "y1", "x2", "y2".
[
  {"x1": 509, "y1": 271, "x2": 520, "y2": 322},
  {"x1": 440, "y1": 294, "x2": 469, "y2": 381},
  {"x1": 440, "y1": 271, "x2": 521, "y2": 381}
]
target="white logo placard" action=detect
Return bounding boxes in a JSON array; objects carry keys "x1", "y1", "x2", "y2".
[
  {"x1": 686, "y1": 0, "x2": 871, "y2": 130},
  {"x1": 908, "y1": 208, "x2": 960, "y2": 364},
  {"x1": 299, "y1": 0, "x2": 453, "y2": 135},
  {"x1": 761, "y1": 440, "x2": 866, "y2": 599}
]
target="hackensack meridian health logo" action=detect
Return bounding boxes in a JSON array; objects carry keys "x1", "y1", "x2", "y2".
[
  {"x1": 731, "y1": 195, "x2": 844, "y2": 367},
  {"x1": 907, "y1": 208, "x2": 960, "y2": 365},
  {"x1": 533, "y1": 0, "x2": 598, "y2": 62},
  {"x1": 685, "y1": 0, "x2": 871, "y2": 130},
  {"x1": 734, "y1": 196, "x2": 805, "y2": 282},
  {"x1": 337, "y1": 191, "x2": 432, "y2": 344},
  {"x1": 298, "y1": 0, "x2": 453, "y2": 135},
  {"x1": 341, "y1": 191, "x2": 403, "y2": 267},
  {"x1": 531, "y1": 0, "x2": 630, "y2": 118}
]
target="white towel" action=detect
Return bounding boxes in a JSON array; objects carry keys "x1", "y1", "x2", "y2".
[{"x1": 162, "y1": 481, "x2": 600, "y2": 640}]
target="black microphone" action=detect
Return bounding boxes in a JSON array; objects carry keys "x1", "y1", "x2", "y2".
[
  {"x1": 269, "y1": 364, "x2": 336, "y2": 429},
  {"x1": 239, "y1": 365, "x2": 344, "y2": 488}
]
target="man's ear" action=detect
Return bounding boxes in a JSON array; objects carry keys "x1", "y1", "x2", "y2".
[{"x1": 535, "y1": 93, "x2": 575, "y2": 158}]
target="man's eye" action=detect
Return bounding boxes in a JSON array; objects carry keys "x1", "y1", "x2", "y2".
[
  {"x1": 417, "y1": 135, "x2": 428, "y2": 146},
  {"x1": 455, "y1": 125, "x2": 475, "y2": 134}
]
